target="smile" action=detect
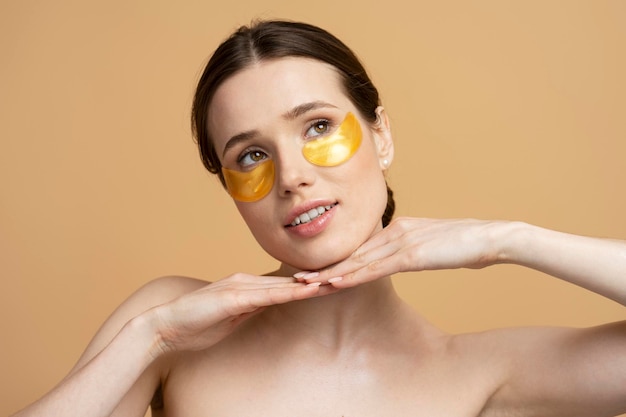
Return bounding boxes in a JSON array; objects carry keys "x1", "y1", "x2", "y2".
[{"x1": 289, "y1": 203, "x2": 337, "y2": 227}]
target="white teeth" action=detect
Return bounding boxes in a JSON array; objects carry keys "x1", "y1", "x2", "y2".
[{"x1": 290, "y1": 204, "x2": 335, "y2": 226}]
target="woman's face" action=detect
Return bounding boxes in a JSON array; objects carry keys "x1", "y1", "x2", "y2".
[{"x1": 208, "y1": 57, "x2": 393, "y2": 272}]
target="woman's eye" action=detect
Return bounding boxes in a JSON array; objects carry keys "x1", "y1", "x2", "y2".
[
  {"x1": 238, "y1": 150, "x2": 268, "y2": 167},
  {"x1": 306, "y1": 120, "x2": 330, "y2": 137}
]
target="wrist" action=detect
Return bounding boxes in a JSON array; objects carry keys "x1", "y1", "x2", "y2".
[
  {"x1": 125, "y1": 309, "x2": 168, "y2": 363},
  {"x1": 492, "y1": 220, "x2": 532, "y2": 265}
]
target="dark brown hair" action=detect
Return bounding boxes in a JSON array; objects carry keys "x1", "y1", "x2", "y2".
[{"x1": 191, "y1": 20, "x2": 395, "y2": 227}]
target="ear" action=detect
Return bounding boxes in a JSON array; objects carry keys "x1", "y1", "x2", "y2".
[{"x1": 371, "y1": 106, "x2": 394, "y2": 170}]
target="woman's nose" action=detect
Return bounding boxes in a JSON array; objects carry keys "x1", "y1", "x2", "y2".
[{"x1": 275, "y1": 148, "x2": 316, "y2": 197}]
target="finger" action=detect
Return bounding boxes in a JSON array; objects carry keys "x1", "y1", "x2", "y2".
[
  {"x1": 311, "y1": 282, "x2": 342, "y2": 297},
  {"x1": 345, "y1": 218, "x2": 417, "y2": 256},
  {"x1": 231, "y1": 274, "x2": 299, "y2": 285},
  {"x1": 325, "y1": 253, "x2": 405, "y2": 289},
  {"x1": 308, "y1": 238, "x2": 404, "y2": 283},
  {"x1": 349, "y1": 225, "x2": 400, "y2": 255},
  {"x1": 303, "y1": 221, "x2": 415, "y2": 283},
  {"x1": 240, "y1": 280, "x2": 306, "y2": 289},
  {"x1": 211, "y1": 277, "x2": 303, "y2": 293},
  {"x1": 225, "y1": 284, "x2": 340, "y2": 325},
  {"x1": 233, "y1": 282, "x2": 323, "y2": 312},
  {"x1": 291, "y1": 229, "x2": 399, "y2": 283}
]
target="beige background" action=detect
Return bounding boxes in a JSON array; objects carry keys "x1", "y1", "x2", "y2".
[{"x1": 1, "y1": 1, "x2": 625, "y2": 415}]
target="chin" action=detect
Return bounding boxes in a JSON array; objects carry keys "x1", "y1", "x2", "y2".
[
  {"x1": 267, "y1": 234, "x2": 367, "y2": 272},
  {"x1": 284, "y1": 253, "x2": 347, "y2": 272}
]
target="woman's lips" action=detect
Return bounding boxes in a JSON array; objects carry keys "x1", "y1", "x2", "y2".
[
  {"x1": 284, "y1": 200, "x2": 338, "y2": 226},
  {"x1": 287, "y1": 203, "x2": 338, "y2": 227},
  {"x1": 285, "y1": 203, "x2": 337, "y2": 238}
]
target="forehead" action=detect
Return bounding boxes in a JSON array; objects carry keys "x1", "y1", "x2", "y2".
[{"x1": 208, "y1": 57, "x2": 352, "y2": 145}]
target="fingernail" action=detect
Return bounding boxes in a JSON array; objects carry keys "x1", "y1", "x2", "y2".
[
  {"x1": 328, "y1": 277, "x2": 343, "y2": 283},
  {"x1": 293, "y1": 271, "x2": 312, "y2": 279},
  {"x1": 306, "y1": 282, "x2": 322, "y2": 287},
  {"x1": 301, "y1": 272, "x2": 320, "y2": 280}
]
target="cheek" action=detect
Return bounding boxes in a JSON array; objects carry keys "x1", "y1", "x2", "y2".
[
  {"x1": 235, "y1": 201, "x2": 280, "y2": 249},
  {"x1": 345, "y1": 142, "x2": 389, "y2": 219},
  {"x1": 235, "y1": 202, "x2": 266, "y2": 228}
]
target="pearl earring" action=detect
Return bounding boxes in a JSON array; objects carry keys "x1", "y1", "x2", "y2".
[{"x1": 382, "y1": 159, "x2": 390, "y2": 168}]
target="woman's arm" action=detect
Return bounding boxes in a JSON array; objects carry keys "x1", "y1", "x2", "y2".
[
  {"x1": 10, "y1": 274, "x2": 325, "y2": 417},
  {"x1": 307, "y1": 218, "x2": 626, "y2": 305},
  {"x1": 305, "y1": 217, "x2": 626, "y2": 416},
  {"x1": 477, "y1": 321, "x2": 626, "y2": 417},
  {"x1": 500, "y1": 221, "x2": 626, "y2": 305},
  {"x1": 11, "y1": 314, "x2": 160, "y2": 417},
  {"x1": 9, "y1": 276, "x2": 190, "y2": 417}
]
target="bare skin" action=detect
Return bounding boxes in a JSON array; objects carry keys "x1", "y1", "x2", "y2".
[
  {"x1": 16, "y1": 233, "x2": 624, "y2": 417},
  {"x1": 10, "y1": 58, "x2": 626, "y2": 417}
]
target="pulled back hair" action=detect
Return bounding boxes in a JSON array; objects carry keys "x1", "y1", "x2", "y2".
[{"x1": 191, "y1": 20, "x2": 395, "y2": 227}]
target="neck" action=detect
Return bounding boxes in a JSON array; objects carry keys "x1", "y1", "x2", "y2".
[{"x1": 257, "y1": 263, "x2": 410, "y2": 352}]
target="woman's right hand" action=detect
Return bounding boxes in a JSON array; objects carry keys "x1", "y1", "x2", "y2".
[{"x1": 147, "y1": 273, "x2": 330, "y2": 357}]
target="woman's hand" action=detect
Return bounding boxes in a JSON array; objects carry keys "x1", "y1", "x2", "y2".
[
  {"x1": 300, "y1": 217, "x2": 510, "y2": 288},
  {"x1": 302, "y1": 217, "x2": 626, "y2": 305},
  {"x1": 147, "y1": 274, "x2": 333, "y2": 357},
  {"x1": 9, "y1": 274, "x2": 331, "y2": 417}
]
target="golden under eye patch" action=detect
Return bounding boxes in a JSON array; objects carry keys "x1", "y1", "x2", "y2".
[
  {"x1": 222, "y1": 112, "x2": 362, "y2": 202},
  {"x1": 222, "y1": 159, "x2": 275, "y2": 202},
  {"x1": 302, "y1": 112, "x2": 362, "y2": 166}
]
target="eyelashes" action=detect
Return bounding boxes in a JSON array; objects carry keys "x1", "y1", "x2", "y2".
[
  {"x1": 305, "y1": 118, "x2": 332, "y2": 138},
  {"x1": 237, "y1": 148, "x2": 268, "y2": 168},
  {"x1": 235, "y1": 118, "x2": 337, "y2": 168}
]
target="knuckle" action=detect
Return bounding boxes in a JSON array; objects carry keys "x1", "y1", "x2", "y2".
[
  {"x1": 226, "y1": 291, "x2": 252, "y2": 313},
  {"x1": 367, "y1": 259, "x2": 384, "y2": 272},
  {"x1": 229, "y1": 272, "x2": 247, "y2": 282},
  {"x1": 265, "y1": 287, "x2": 280, "y2": 304},
  {"x1": 352, "y1": 249, "x2": 367, "y2": 265}
]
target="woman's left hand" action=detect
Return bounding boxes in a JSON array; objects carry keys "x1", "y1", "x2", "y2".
[{"x1": 300, "y1": 217, "x2": 509, "y2": 288}]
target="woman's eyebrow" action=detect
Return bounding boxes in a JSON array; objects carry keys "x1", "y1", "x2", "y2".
[
  {"x1": 222, "y1": 101, "x2": 338, "y2": 158},
  {"x1": 281, "y1": 100, "x2": 338, "y2": 120},
  {"x1": 222, "y1": 129, "x2": 259, "y2": 158}
]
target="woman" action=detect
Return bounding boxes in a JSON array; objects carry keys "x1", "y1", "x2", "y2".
[{"x1": 11, "y1": 20, "x2": 626, "y2": 417}]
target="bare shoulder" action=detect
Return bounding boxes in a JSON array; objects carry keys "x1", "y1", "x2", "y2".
[
  {"x1": 72, "y1": 275, "x2": 210, "y2": 371},
  {"x1": 94, "y1": 275, "x2": 209, "y2": 338},
  {"x1": 121, "y1": 275, "x2": 210, "y2": 310}
]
